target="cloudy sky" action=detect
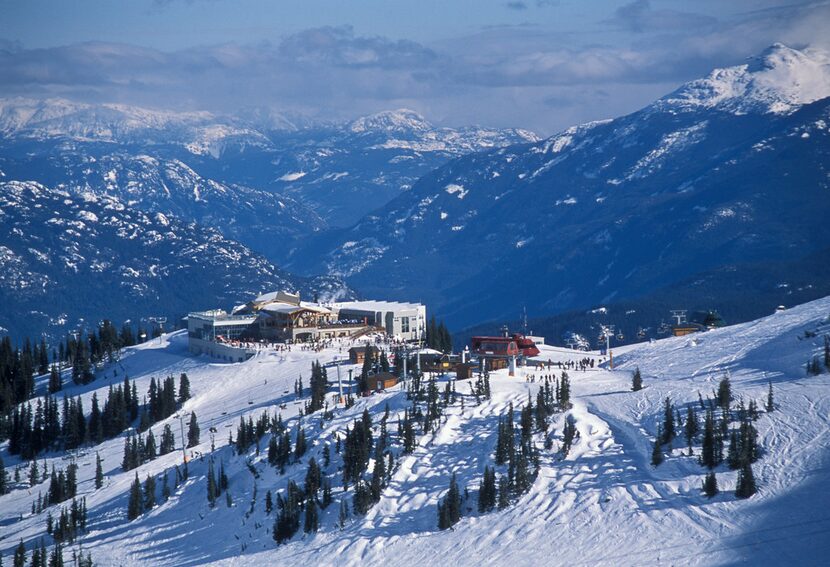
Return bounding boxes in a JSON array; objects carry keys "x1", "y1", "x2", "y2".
[{"x1": 2, "y1": 0, "x2": 829, "y2": 134}]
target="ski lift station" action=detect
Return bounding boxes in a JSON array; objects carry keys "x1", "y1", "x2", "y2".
[{"x1": 186, "y1": 290, "x2": 426, "y2": 362}]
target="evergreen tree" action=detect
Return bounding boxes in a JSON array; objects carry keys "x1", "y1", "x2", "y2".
[
  {"x1": 207, "y1": 460, "x2": 217, "y2": 508},
  {"x1": 265, "y1": 490, "x2": 273, "y2": 514},
  {"x1": 651, "y1": 426, "x2": 664, "y2": 467},
  {"x1": 359, "y1": 346, "x2": 374, "y2": 394},
  {"x1": 127, "y1": 473, "x2": 143, "y2": 520},
  {"x1": 161, "y1": 472, "x2": 171, "y2": 502},
  {"x1": 766, "y1": 381, "x2": 775, "y2": 412},
  {"x1": 478, "y1": 466, "x2": 497, "y2": 513},
  {"x1": 370, "y1": 448, "x2": 386, "y2": 503},
  {"x1": 700, "y1": 410, "x2": 718, "y2": 469},
  {"x1": 219, "y1": 462, "x2": 228, "y2": 492},
  {"x1": 561, "y1": 415, "x2": 577, "y2": 456},
  {"x1": 13, "y1": 540, "x2": 25, "y2": 567},
  {"x1": 95, "y1": 453, "x2": 103, "y2": 489},
  {"x1": 160, "y1": 424, "x2": 176, "y2": 455},
  {"x1": 143, "y1": 474, "x2": 156, "y2": 510},
  {"x1": 735, "y1": 461, "x2": 757, "y2": 498},
  {"x1": 338, "y1": 498, "x2": 348, "y2": 529},
  {"x1": 437, "y1": 472, "x2": 462, "y2": 529},
  {"x1": 144, "y1": 429, "x2": 157, "y2": 461},
  {"x1": 702, "y1": 472, "x2": 718, "y2": 498},
  {"x1": 497, "y1": 475, "x2": 510, "y2": 510},
  {"x1": 295, "y1": 427, "x2": 307, "y2": 460},
  {"x1": 559, "y1": 372, "x2": 571, "y2": 409},
  {"x1": 48, "y1": 543, "x2": 63, "y2": 567},
  {"x1": 684, "y1": 406, "x2": 698, "y2": 455},
  {"x1": 0, "y1": 454, "x2": 7, "y2": 495},
  {"x1": 48, "y1": 366, "x2": 62, "y2": 394},
  {"x1": 717, "y1": 374, "x2": 732, "y2": 411},
  {"x1": 321, "y1": 478, "x2": 333, "y2": 509},
  {"x1": 631, "y1": 367, "x2": 643, "y2": 391},
  {"x1": 178, "y1": 373, "x2": 191, "y2": 404},
  {"x1": 308, "y1": 361, "x2": 328, "y2": 413},
  {"x1": 273, "y1": 480, "x2": 302, "y2": 544},
  {"x1": 187, "y1": 412, "x2": 200, "y2": 448},
  {"x1": 303, "y1": 496, "x2": 319, "y2": 534},
  {"x1": 662, "y1": 397, "x2": 675, "y2": 444}
]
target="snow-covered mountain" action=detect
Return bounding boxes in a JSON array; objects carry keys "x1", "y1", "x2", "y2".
[
  {"x1": 0, "y1": 98, "x2": 280, "y2": 154},
  {"x1": 0, "y1": 100, "x2": 539, "y2": 228},
  {"x1": 0, "y1": 180, "x2": 352, "y2": 340},
  {"x1": 286, "y1": 44, "x2": 830, "y2": 328},
  {"x1": 2, "y1": 291, "x2": 830, "y2": 565},
  {"x1": 655, "y1": 43, "x2": 830, "y2": 115}
]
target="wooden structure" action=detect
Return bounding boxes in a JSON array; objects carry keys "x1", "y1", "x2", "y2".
[
  {"x1": 349, "y1": 345, "x2": 381, "y2": 364},
  {"x1": 455, "y1": 363, "x2": 476, "y2": 380},
  {"x1": 367, "y1": 371, "x2": 399, "y2": 392},
  {"x1": 421, "y1": 353, "x2": 459, "y2": 373},
  {"x1": 672, "y1": 322, "x2": 704, "y2": 337}
]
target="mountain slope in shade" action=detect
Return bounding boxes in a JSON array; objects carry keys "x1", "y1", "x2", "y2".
[
  {"x1": 285, "y1": 44, "x2": 830, "y2": 329},
  {"x1": 0, "y1": 180, "x2": 352, "y2": 340}
]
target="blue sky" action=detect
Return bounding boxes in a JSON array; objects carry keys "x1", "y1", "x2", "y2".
[{"x1": 1, "y1": 0, "x2": 828, "y2": 134}]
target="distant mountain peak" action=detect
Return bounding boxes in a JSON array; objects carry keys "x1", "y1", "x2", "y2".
[
  {"x1": 348, "y1": 108, "x2": 433, "y2": 134},
  {"x1": 657, "y1": 43, "x2": 830, "y2": 115}
]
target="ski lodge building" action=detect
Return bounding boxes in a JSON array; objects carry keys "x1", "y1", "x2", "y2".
[{"x1": 186, "y1": 291, "x2": 426, "y2": 360}]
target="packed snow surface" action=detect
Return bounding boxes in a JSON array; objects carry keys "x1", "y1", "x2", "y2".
[{"x1": 3, "y1": 297, "x2": 830, "y2": 565}]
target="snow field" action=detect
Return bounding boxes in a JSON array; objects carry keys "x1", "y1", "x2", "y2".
[{"x1": 2, "y1": 298, "x2": 830, "y2": 565}]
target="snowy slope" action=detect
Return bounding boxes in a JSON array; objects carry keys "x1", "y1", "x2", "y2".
[{"x1": 3, "y1": 296, "x2": 830, "y2": 565}]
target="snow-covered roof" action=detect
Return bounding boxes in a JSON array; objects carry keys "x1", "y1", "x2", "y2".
[
  {"x1": 259, "y1": 302, "x2": 332, "y2": 316},
  {"x1": 253, "y1": 290, "x2": 300, "y2": 305},
  {"x1": 188, "y1": 310, "x2": 256, "y2": 324},
  {"x1": 332, "y1": 300, "x2": 424, "y2": 312}
]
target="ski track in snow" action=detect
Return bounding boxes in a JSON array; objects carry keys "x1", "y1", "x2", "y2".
[{"x1": 2, "y1": 298, "x2": 830, "y2": 565}]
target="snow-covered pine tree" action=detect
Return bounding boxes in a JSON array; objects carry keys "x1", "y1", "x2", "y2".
[{"x1": 766, "y1": 381, "x2": 774, "y2": 412}]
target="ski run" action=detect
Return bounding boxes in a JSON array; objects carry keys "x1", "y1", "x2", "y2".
[{"x1": 3, "y1": 296, "x2": 830, "y2": 566}]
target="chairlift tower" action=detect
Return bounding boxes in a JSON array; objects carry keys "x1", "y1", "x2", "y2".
[
  {"x1": 599, "y1": 324, "x2": 615, "y2": 369},
  {"x1": 670, "y1": 310, "x2": 687, "y2": 326},
  {"x1": 148, "y1": 316, "x2": 167, "y2": 343}
]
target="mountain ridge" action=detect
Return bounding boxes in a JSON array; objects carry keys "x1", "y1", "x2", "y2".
[{"x1": 284, "y1": 44, "x2": 830, "y2": 329}]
